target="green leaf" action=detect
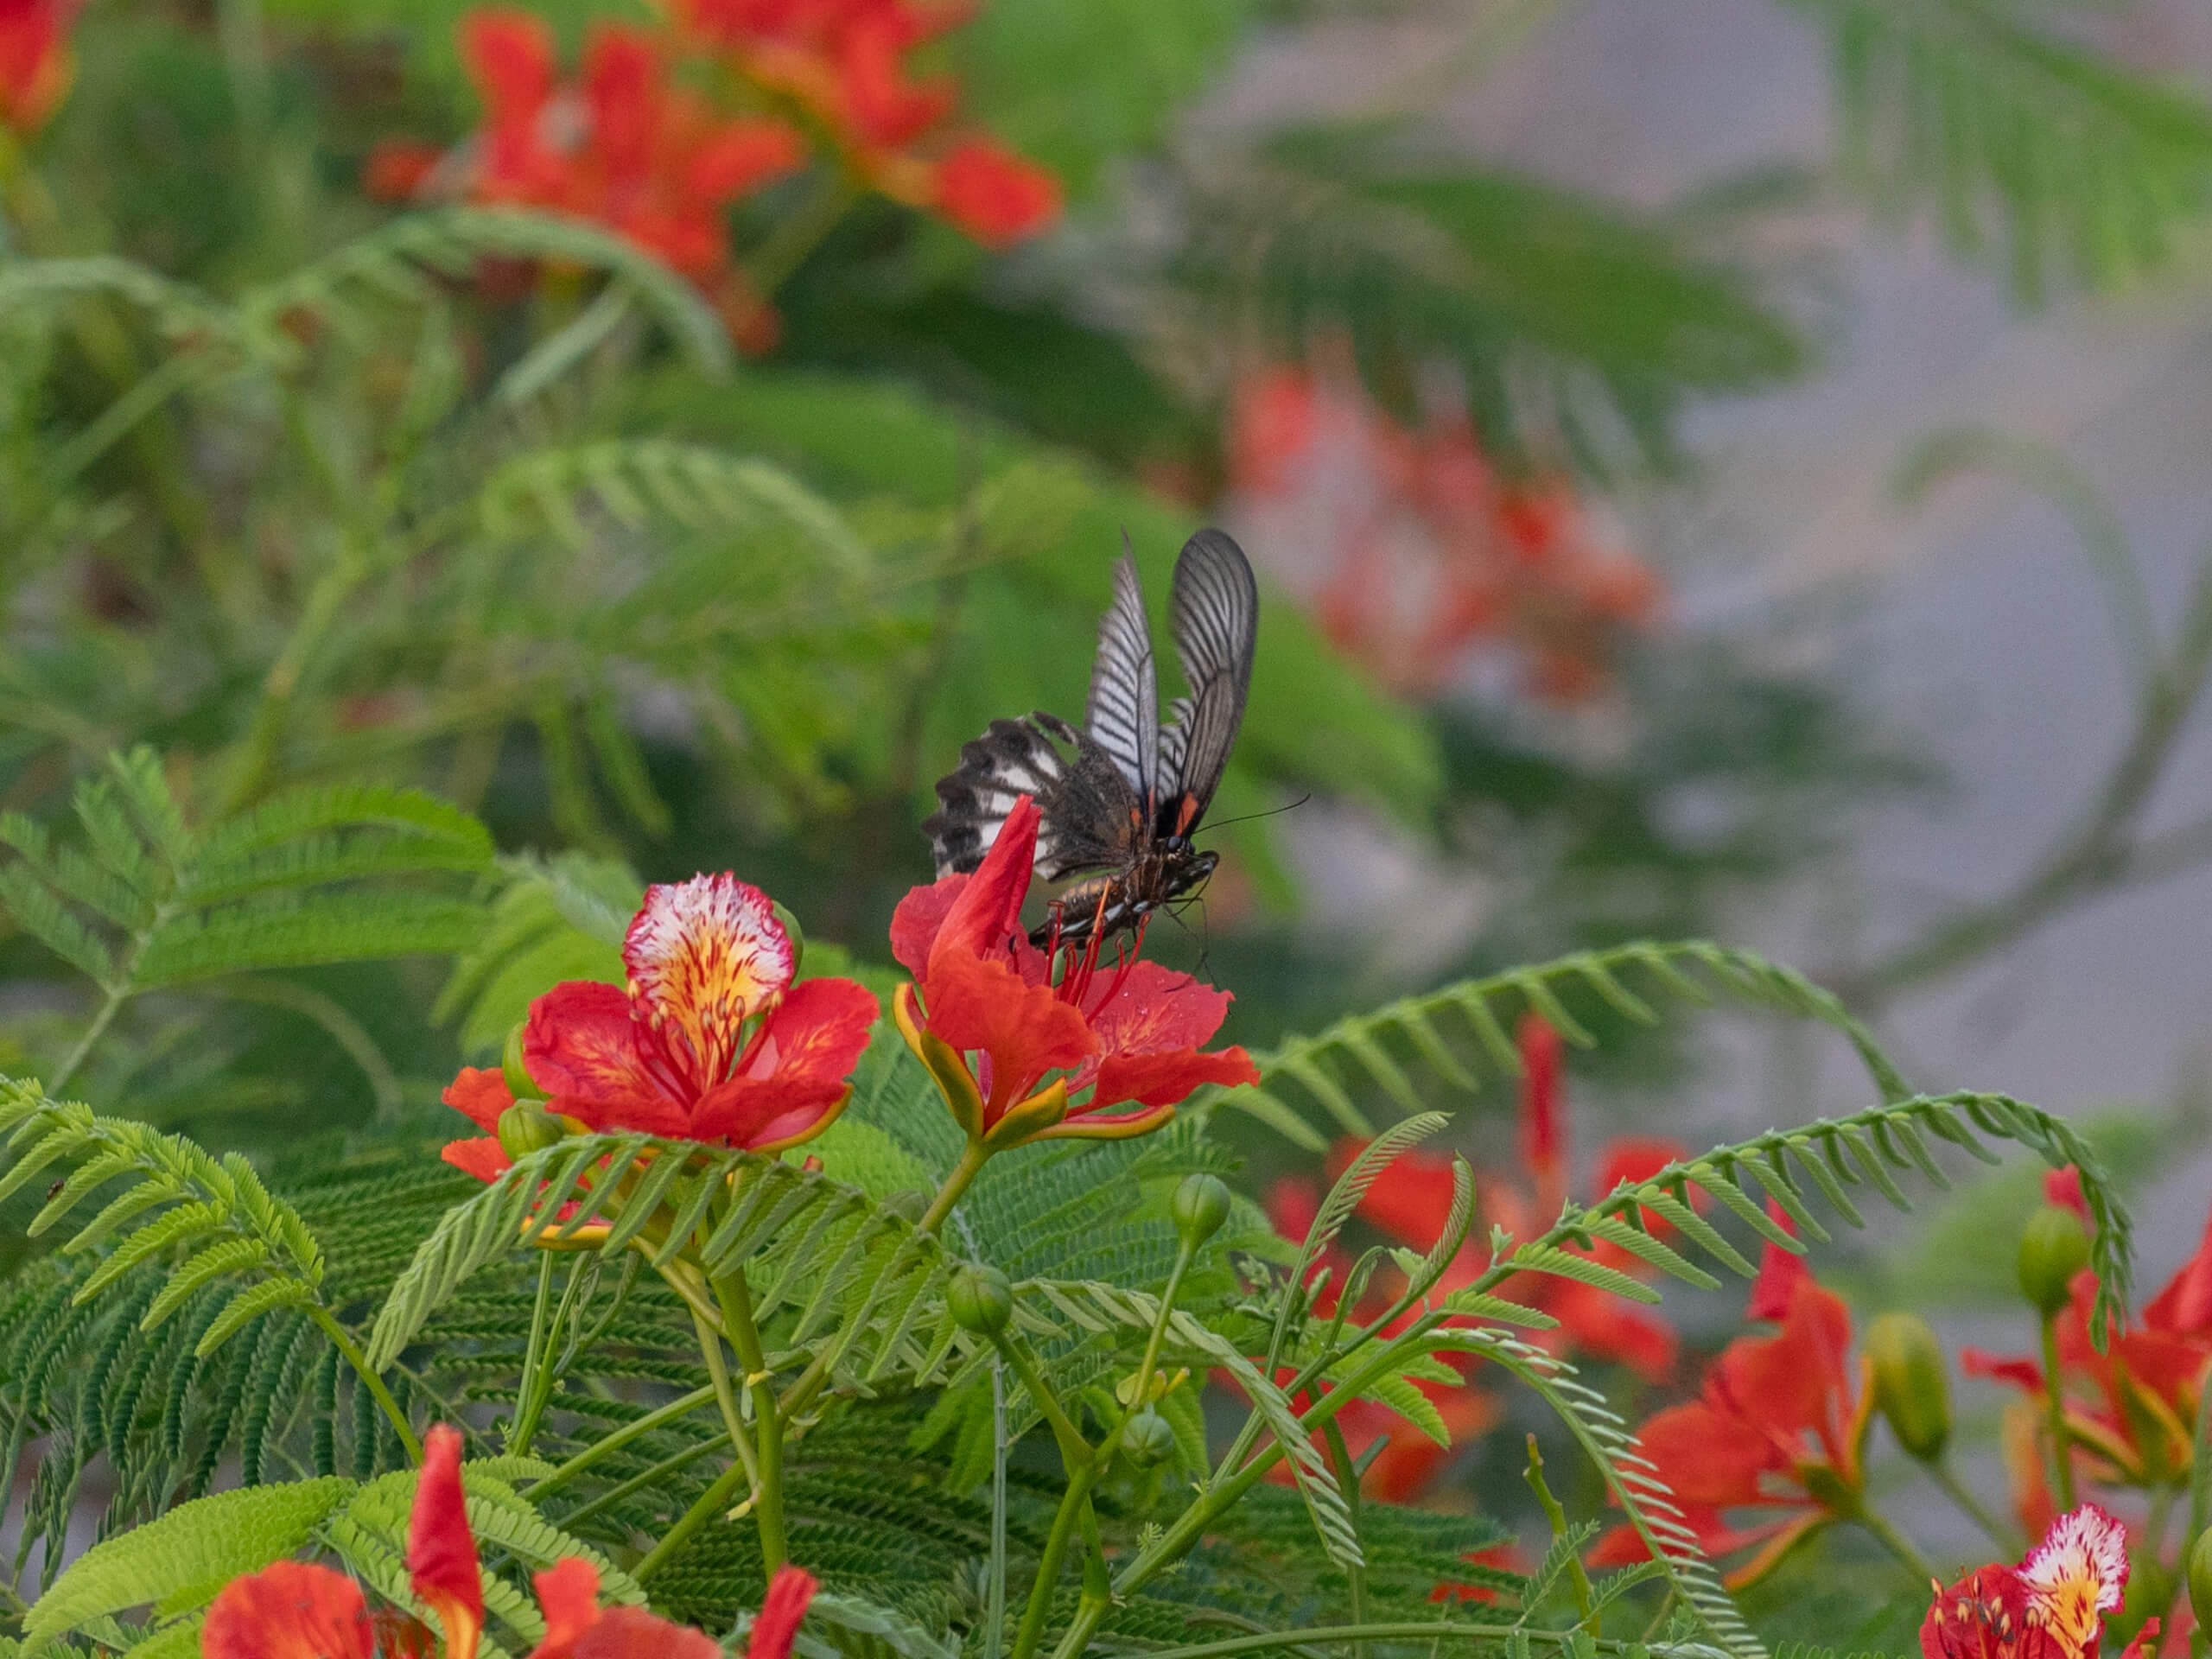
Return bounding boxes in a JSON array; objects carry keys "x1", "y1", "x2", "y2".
[{"x1": 23, "y1": 1478, "x2": 353, "y2": 1642}]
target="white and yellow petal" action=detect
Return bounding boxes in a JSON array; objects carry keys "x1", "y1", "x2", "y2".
[{"x1": 625, "y1": 874, "x2": 794, "y2": 1084}]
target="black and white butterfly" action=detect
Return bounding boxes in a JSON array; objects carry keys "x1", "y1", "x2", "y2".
[{"x1": 924, "y1": 528, "x2": 1259, "y2": 947}]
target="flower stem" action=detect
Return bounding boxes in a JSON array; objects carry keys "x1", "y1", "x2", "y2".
[
  {"x1": 2041, "y1": 1311, "x2": 2077, "y2": 1511},
  {"x1": 1929, "y1": 1458, "x2": 2019, "y2": 1554},
  {"x1": 1853, "y1": 1501, "x2": 1936, "y2": 1586},
  {"x1": 527, "y1": 1382, "x2": 717, "y2": 1498},
  {"x1": 1008, "y1": 1456, "x2": 1098, "y2": 1659},
  {"x1": 715, "y1": 1268, "x2": 788, "y2": 1573},
  {"x1": 306, "y1": 1306, "x2": 422, "y2": 1465},
  {"x1": 508, "y1": 1252, "x2": 558, "y2": 1457},
  {"x1": 635, "y1": 1454, "x2": 752, "y2": 1583},
  {"x1": 692, "y1": 1304, "x2": 763, "y2": 1495},
  {"x1": 918, "y1": 1141, "x2": 989, "y2": 1238}
]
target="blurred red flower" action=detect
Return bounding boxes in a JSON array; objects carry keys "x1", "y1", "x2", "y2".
[
  {"x1": 934, "y1": 138, "x2": 1061, "y2": 248},
  {"x1": 890, "y1": 794, "x2": 1255, "y2": 1147},
  {"x1": 1228, "y1": 365, "x2": 1659, "y2": 702},
  {"x1": 0, "y1": 0, "x2": 77, "y2": 133},
  {"x1": 1589, "y1": 1230, "x2": 1871, "y2": 1590}
]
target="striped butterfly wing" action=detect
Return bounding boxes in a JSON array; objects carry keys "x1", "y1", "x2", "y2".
[
  {"x1": 1083, "y1": 548, "x2": 1161, "y2": 812},
  {"x1": 1156, "y1": 529, "x2": 1258, "y2": 835},
  {"x1": 923, "y1": 713, "x2": 1142, "y2": 881}
]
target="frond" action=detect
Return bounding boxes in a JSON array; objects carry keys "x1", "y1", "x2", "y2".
[{"x1": 1200, "y1": 938, "x2": 1910, "y2": 1149}]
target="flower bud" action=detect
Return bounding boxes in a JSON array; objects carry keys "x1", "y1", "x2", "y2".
[
  {"x1": 1865, "y1": 1311, "x2": 1950, "y2": 1461},
  {"x1": 1172, "y1": 1173, "x2": 1232, "y2": 1249},
  {"x1": 948, "y1": 1264, "x2": 1013, "y2": 1336},
  {"x1": 497, "y1": 1102, "x2": 564, "y2": 1160},
  {"x1": 501, "y1": 1022, "x2": 542, "y2": 1103},
  {"x1": 2018, "y1": 1204, "x2": 2091, "y2": 1316},
  {"x1": 1122, "y1": 1408, "x2": 1176, "y2": 1467},
  {"x1": 2190, "y1": 1526, "x2": 2212, "y2": 1633}
]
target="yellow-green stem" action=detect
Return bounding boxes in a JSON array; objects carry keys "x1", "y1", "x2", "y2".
[
  {"x1": 507, "y1": 1252, "x2": 559, "y2": 1456},
  {"x1": 918, "y1": 1141, "x2": 989, "y2": 1237},
  {"x1": 2042, "y1": 1311, "x2": 2077, "y2": 1511},
  {"x1": 306, "y1": 1306, "x2": 421, "y2": 1464},
  {"x1": 636, "y1": 1455, "x2": 752, "y2": 1583},
  {"x1": 528, "y1": 1382, "x2": 717, "y2": 1498},
  {"x1": 715, "y1": 1268, "x2": 787, "y2": 1572},
  {"x1": 691, "y1": 1303, "x2": 763, "y2": 1495}
]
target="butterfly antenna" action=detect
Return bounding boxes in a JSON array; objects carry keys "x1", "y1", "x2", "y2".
[{"x1": 1197, "y1": 792, "x2": 1313, "y2": 835}]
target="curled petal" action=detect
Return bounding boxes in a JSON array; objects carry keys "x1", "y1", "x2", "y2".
[
  {"x1": 745, "y1": 1564, "x2": 819, "y2": 1659},
  {"x1": 524, "y1": 1558, "x2": 601, "y2": 1659},
  {"x1": 625, "y1": 874, "x2": 795, "y2": 1085},
  {"x1": 929, "y1": 796, "x2": 1039, "y2": 971},
  {"x1": 924, "y1": 945, "x2": 1094, "y2": 1117},
  {"x1": 525, "y1": 981, "x2": 688, "y2": 1136},
  {"x1": 443, "y1": 1066, "x2": 515, "y2": 1133},
  {"x1": 441, "y1": 1136, "x2": 512, "y2": 1184},
  {"x1": 408, "y1": 1426, "x2": 483, "y2": 1659},
  {"x1": 203, "y1": 1561, "x2": 373, "y2": 1659}
]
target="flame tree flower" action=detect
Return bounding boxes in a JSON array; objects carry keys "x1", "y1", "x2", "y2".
[
  {"x1": 1922, "y1": 1503, "x2": 2157, "y2": 1659},
  {"x1": 201, "y1": 1426, "x2": 817, "y2": 1659},
  {"x1": 891, "y1": 795, "x2": 1256, "y2": 1228},
  {"x1": 0, "y1": 0, "x2": 76, "y2": 133},
  {"x1": 439, "y1": 872, "x2": 878, "y2": 1180}
]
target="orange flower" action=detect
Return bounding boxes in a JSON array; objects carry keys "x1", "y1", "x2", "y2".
[
  {"x1": 1590, "y1": 1235, "x2": 1872, "y2": 1589},
  {"x1": 441, "y1": 874, "x2": 876, "y2": 1173},
  {"x1": 890, "y1": 795, "x2": 1255, "y2": 1149},
  {"x1": 0, "y1": 0, "x2": 76, "y2": 133},
  {"x1": 202, "y1": 1426, "x2": 817, "y2": 1659},
  {"x1": 1921, "y1": 1504, "x2": 2146, "y2": 1659},
  {"x1": 934, "y1": 139, "x2": 1062, "y2": 249}
]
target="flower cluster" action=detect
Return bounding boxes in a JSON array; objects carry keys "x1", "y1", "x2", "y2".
[
  {"x1": 442, "y1": 871, "x2": 879, "y2": 1181},
  {"x1": 1229, "y1": 364, "x2": 1660, "y2": 702},
  {"x1": 1923, "y1": 1504, "x2": 2156, "y2": 1659},
  {"x1": 0, "y1": 0, "x2": 75, "y2": 132},
  {"x1": 370, "y1": 0, "x2": 1061, "y2": 346},
  {"x1": 890, "y1": 794, "x2": 1257, "y2": 1154},
  {"x1": 202, "y1": 1424, "x2": 817, "y2": 1659}
]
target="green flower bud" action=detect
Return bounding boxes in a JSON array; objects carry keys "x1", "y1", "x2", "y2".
[
  {"x1": 1172, "y1": 1173, "x2": 1232, "y2": 1249},
  {"x1": 2018, "y1": 1205, "x2": 2091, "y2": 1316},
  {"x1": 497, "y1": 1102, "x2": 564, "y2": 1160},
  {"x1": 2121, "y1": 1550, "x2": 2173, "y2": 1647},
  {"x1": 501, "y1": 1022, "x2": 542, "y2": 1103},
  {"x1": 948, "y1": 1264, "x2": 1013, "y2": 1336},
  {"x1": 2189, "y1": 1526, "x2": 2212, "y2": 1633},
  {"x1": 1122, "y1": 1408, "x2": 1176, "y2": 1468},
  {"x1": 1865, "y1": 1311, "x2": 1951, "y2": 1461},
  {"x1": 772, "y1": 902, "x2": 804, "y2": 977}
]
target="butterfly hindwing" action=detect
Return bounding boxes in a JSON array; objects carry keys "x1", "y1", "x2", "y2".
[
  {"x1": 923, "y1": 715, "x2": 1069, "y2": 875},
  {"x1": 1158, "y1": 530, "x2": 1258, "y2": 833}
]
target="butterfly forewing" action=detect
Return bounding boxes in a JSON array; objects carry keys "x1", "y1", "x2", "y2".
[
  {"x1": 1084, "y1": 550, "x2": 1160, "y2": 806},
  {"x1": 1158, "y1": 529, "x2": 1259, "y2": 832}
]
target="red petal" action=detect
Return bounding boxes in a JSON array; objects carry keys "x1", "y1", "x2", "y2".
[
  {"x1": 1517, "y1": 1012, "x2": 1563, "y2": 1197},
  {"x1": 443, "y1": 1066, "x2": 515, "y2": 1133},
  {"x1": 203, "y1": 1562, "x2": 374, "y2": 1659},
  {"x1": 1084, "y1": 1044, "x2": 1256, "y2": 1115},
  {"x1": 929, "y1": 797, "x2": 1039, "y2": 970},
  {"x1": 525, "y1": 982, "x2": 688, "y2": 1135},
  {"x1": 1920, "y1": 1563, "x2": 2030, "y2": 1659},
  {"x1": 1961, "y1": 1348, "x2": 2046, "y2": 1394},
  {"x1": 688, "y1": 976, "x2": 879, "y2": 1147},
  {"x1": 934, "y1": 138, "x2": 1061, "y2": 250},
  {"x1": 2145, "y1": 1202, "x2": 2212, "y2": 1336},
  {"x1": 744, "y1": 1565, "x2": 818, "y2": 1659},
  {"x1": 461, "y1": 9, "x2": 556, "y2": 124},
  {"x1": 2044, "y1": 1165, "x2": 2089, "y2": 1222},
  {"x1": 1081, "y1": 960, "x2": 1232, "y2": 1056},
  {"x1": 1340, "y1": 1143, "x2": 1462, "y2": 1249},
  {"x1": 1634, "y1": 1401, "x2": 1779, "y2": 1507},
  {"x1": 686, "y1": 120, "x2": 804, "y2": 200},
  {"x1": 364, "y1": 138, "x2": 444, "y2": 202},
  {"x1": 890, "y1": 874, "x2": 965, "y2": 976},
  {"x1": 1545, "y1": 1280, "x2": 1678, "y2": 1382},
  {"x1": 582, "y1": 23, "x2": 659, "y2": 181},
  {"x1": 575, "y1": 1606, "x2": 722, "y2": 1659},
  {"x1": 1266, "y1": 1174, "x2": 1320, "y2": 1243},
  {"x1": 408, "y1": 1426, "x2": 483, "y2": 1659},
  {"x1": 524, "y1": 1558, "x2": 601, "y2": 1659},
  {"x1": 1716, "y1": 1274, "x2": 1854, "y2": 1446},
  {"x1": 442, "y1": 1137, "x2": 512, "y2": 1183},
  {"x1": 923, "y1": 944, "x2": 1093, "y2": 1117},
  {"x1": 1745, "y1": 1204, "x2": 1808, "y2": 1322}
]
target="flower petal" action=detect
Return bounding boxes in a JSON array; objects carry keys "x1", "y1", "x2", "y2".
[
  {"x1": 1714, "y1": 1274, "x2": 1855, "y2": 1446},
  {"x1": 1921, "y1": 1563, "x2": 2031, "y2": 1659},
  {"x1": 524, "y1": 1558, "x2": 601, "y2": 1659},
  {"x1": 1634, "y1": 1400, "x2": 1780, "y2": 1507},
  {"x1": 575, "y1": 1606, "x2": 721, "y2": 1659},
  {"x1": 2018, "y1": 1503, "x2": 2128, "y2": 1643},
  {"x1": 2144, "y1": 1202, "x2": 2212, "y2": 1336},
  {"x1": 408, "y1": 1426, "x2": 483, "y2": 1659},
  {"x1": 1081, "y1": 959, "x2": 1232, "y2": 1055},
  {"x1": 203, "y1": 1562, "x2": 374, "y2": 1659},
  {"x1": 688, "y1": 976, "x2": 877, "y2": 1147},
  {"x1": 929, "y1": 796, "x2": 1039, "y2": 972},
  {"x1": 525, "y1": 981, "x2": 688, "y2": 1135},
  {"x1": 1084, "y1": 1045, "x2": 1255, "y2": 1115},
  {"x1": 625, "y1": 874, "x2": 796, "y2": 1086},
  {"x1": 744, "y1": 1565, "x2": 818, "y2": 1659},
  {"x1": 891, "y1": 874, "x2": 965, "y2": 977},
  {"x1": 441, "y1": 1137, "x2": 512, "y2": 1183},
  {"x1": 443, "y1": 1066, "x2": 515, "y2": 1134},
  {"x1": 924, "y1": 944, "x2": 1094, "y2": 1118}
]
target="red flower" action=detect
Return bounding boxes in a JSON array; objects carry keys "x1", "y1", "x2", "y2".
[
  {"x1": 439, "y1": 874, "x2": 875, "y2": 1173},
  {"x1": 461, "y1": 9, "x2": 564, "y2": 198},
  {"x1": 1591, "y1": 1236, "x2": 1872, "y2": 1590},
  {"x1": 889, "y1": 795, "x2": 1256, "y2": 1148},
  {"x1": 934, "y1": 139, "x2": 1061, "y2": 250},
  {"x1": 1964, "y1": 1187, "x2": 2212, "y2": 1496},
  {"x1": 1922, "y1": 1504, "x2": 2139, "y2": 1659},
  {"x1": 203, "y1": 1424, "x2": 808, "y2": 1659},
  {"x1": 363, "y1": 139, "x2": 444, "y2": 203},
  {"x1": 0, "y1": 0, "x2": 76, "y2": 133}
]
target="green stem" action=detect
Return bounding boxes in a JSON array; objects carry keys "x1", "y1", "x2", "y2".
[
  {"x1": 1853, "y1": 1500, "x2": 1936, "y2": 1586},
  {"x1": 918, "y1": 1141, "x2": 989, "y2": 1238},
  {"x1": 1929, "y1": 1458, "x2": 2019, "y2": 1554},
  {"x1": 2042, "y1": 1312, "x2": 2077, "y2": 1511},
  {"x1": 635, "y1": 1454, "x2": 752, "y2": 1583},
  {"x1": 508, "y1": 1252, "x2": 559, "y2": 1457},
  {"x1": 221, "y1": 556, "x2": 365, "y2": 814},
  {"x1": 526, "y1": 1382, "x2": 717, "y2": 1498},
  {"x1": 693, "y1": 1304, "x2": 764, "y2": 1496},
  {"x1": 991, "y1": 1332, "x2": 1090, "y2": 1476},
  {"x1": 49, "y1": 982, "x2": 129, "y2": 1097},
  {"x1": 1008, "y1": 1455, "x2": 1098, "y2": 1659},
  {"x1": 307, "y1": 1306, "x2": 422, "y2": 1465},
  {"x1": 556, "y1": 1427, "x2": 733, "y2": 1533},
  {"x1": 743, "y1": 169, "x2": 861, "y2": 297},
  {"x1": 715, "y1": 1268, "x2": 787, "y2": 1573},
  {"x1": 1522, "y1": 1434, "x2": 1592, "y2": 1620},
  {"x1": 1320, "y1": 1424, "x2": 1367, "y2": 1656}
]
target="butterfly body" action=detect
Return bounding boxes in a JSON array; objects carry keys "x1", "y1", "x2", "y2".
[{"x1": 925, "y1": 530, "x2": 1258, "y2": 947}]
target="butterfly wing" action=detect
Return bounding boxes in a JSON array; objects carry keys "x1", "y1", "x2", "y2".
[
  {"x1": 925, "y1": 714, "x2": 1141, "y2": 880},
  {"x1": 1083, "y1": 547, "x2": 1160, "y2": 810},
  {"x1": 1156, "y1": 529, "x2": 1258, "y2": 835}
]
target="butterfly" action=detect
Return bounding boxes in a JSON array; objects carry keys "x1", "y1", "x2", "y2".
[{"x1": 924, "y1": 528, "x2": 1259, "y2": 948}]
